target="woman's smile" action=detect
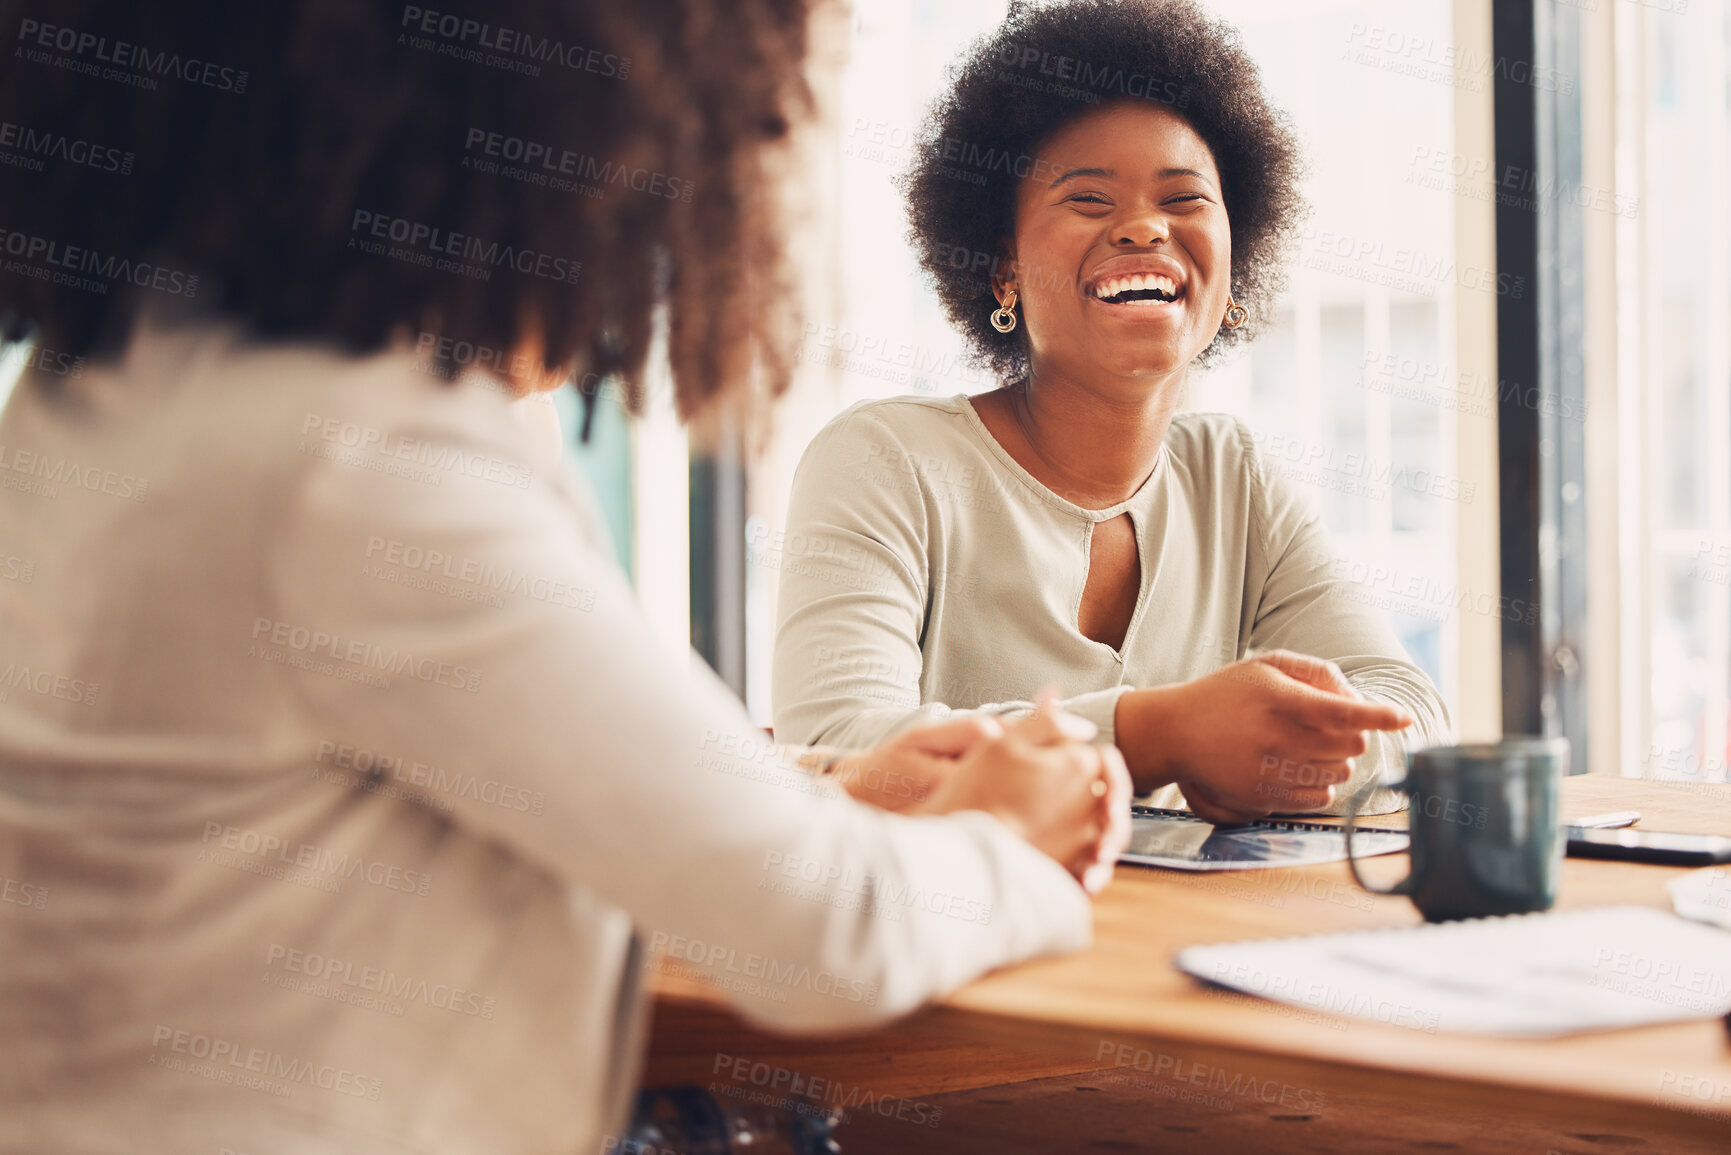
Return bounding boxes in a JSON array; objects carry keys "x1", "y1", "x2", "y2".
[{"x1": 1083, "y1": 253, "x2": 1190, "y2": 320}]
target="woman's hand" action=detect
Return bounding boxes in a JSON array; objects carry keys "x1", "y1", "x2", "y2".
[
  {"x1": 1114, "y1": 650, "x2": 1413, "y2": 823},
  {"x1": 828, "y1": 715, "x2": 1008, "y2": 812},
  {"x1": 912, "y1": 695, "x2": 1131, "y2": 894}
]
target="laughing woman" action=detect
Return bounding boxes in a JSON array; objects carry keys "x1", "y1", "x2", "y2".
[{"x1": 772, "y1": 0, "x2": 1452, "y2": 823}]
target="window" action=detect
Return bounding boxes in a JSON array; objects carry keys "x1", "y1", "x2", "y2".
[{"x1": 1611, "y1": 0, "x2": 1731, "y2": 782}]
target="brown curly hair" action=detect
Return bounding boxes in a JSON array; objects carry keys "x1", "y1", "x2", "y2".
[
  {"x1": 0, "y1": 0, "x2": 811, "y2": 426},
  {"x1": 904, "y1": 0, "x2": 1307, "y2": 382}
]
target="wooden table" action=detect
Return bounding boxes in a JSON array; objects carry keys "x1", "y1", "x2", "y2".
[{"x1": 643, "y1": 778, "x2": 1731, "y2": 1154}]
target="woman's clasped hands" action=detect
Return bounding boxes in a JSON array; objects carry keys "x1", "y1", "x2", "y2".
[{"x1": 827, "y1": 688, "x2": 1131, "y2": 895}]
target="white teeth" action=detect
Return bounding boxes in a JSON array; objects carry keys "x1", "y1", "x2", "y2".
[{"x1": 1092, "y1": 273, "x2": 1182, "y2": 300}]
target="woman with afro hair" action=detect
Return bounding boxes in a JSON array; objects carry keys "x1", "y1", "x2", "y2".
[{"x1": 773, "y1": 0, "x2": 1452, "y2": 824}]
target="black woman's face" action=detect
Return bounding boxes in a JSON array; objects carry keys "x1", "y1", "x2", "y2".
[{"x1": 1005, "y1": 100, "x2": 1233, "y2": 386}]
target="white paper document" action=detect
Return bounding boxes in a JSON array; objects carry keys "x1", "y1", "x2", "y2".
[{"x1": 1177, "y1": 906, "x2": 1731, "y2": 1035}]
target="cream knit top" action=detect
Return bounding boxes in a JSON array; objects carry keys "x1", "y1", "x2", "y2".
[{"x1": 772, "y1": 394, "x2": 1453, "y2": 814}]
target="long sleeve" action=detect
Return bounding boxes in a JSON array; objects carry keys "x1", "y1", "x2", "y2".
[
  {"x1": 1240, "y1": 423, "x2": 1456, "y2": 815},
  {"x1": 270, "y1": 387, "x2": 1091, "y2": 1034},
  {"x1": 770, "y1": 408, "x2": 1132, "y2": 749}
]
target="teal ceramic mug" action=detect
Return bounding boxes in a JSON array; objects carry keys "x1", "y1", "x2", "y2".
[{"x1": 1344, "y1": 738, "x2": 1569, "y2": 922}]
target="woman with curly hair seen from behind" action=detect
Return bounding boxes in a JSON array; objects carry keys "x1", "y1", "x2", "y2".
[
  {"x1": 0, "y1": 2, "x2": 1134, "y2": 1152},
  {"x1": 773, "y1": 0, "x2": 1452, "y2": 824}
]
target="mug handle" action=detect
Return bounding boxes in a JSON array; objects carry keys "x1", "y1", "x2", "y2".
[{"x1": 1343, "y1": 759, "x2": 1414, "y2": 897}]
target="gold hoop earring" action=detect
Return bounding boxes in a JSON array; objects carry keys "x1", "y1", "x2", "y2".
[
  {"x1": 1223, "y1": 296, "x2": 1248, "y2": 330},
  {"x1": 990, "y1": 288, "x2": 1019, "y2": 334}
]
